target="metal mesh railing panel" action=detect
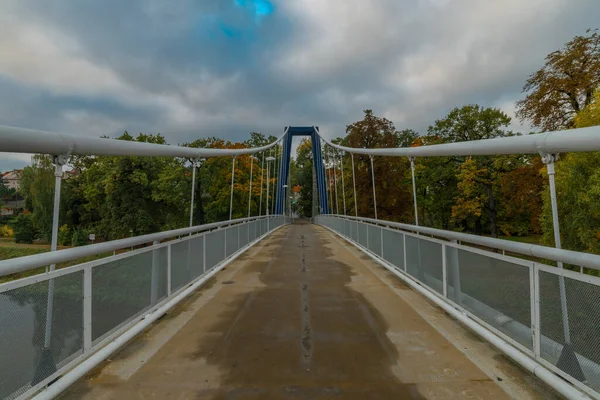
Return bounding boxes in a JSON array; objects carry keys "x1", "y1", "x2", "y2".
[
  {"x1": 449, "y1": 248, "x2": 532, "y2": 350},
  {"x1": 405, "y1": 235, "x2": 443, "y2": 294},
  {"x1": 170, "y1": 239, "x2": 193, "y2": 291},
  {"x1": 367, "y1": 225, "x2": 382, "y2": 256},
  {"x1": 205, "y1": 229, "x2": 226, "y2": 270},
  {"x1": 188, "y1": 236, "x2": 204, "y2": 280},
  {"x1": 348, "y1": 220, "x2": 357, "y2": 242},
  {"x1": 92, "y1": 250, "x2": 159, "y2": 344},
  {"x1": 382, "y1": 229, "x2": 404, "y2": 270},
  {"x1": 226, "y1": 226, "x2": 239, "y2": 257},
  {"x1": 357, "y1": 222, "x2": 368, "y2": 249},
  {"x1": 0, "y1": 272, "x2": 83, "y2": 400},
  {"x1": 249, "y1": 221, "x2": 257, "y2": 243},
  {"x1": 539, "y1": 271, "x2": 600, "y2": 389},
  {"x1": 239, "y1": 223, "x2": 249, "y2": 248}
]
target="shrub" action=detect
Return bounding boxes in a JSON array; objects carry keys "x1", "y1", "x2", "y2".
[
  {"x1": 0, "y1": 225, "x2": 14, "y2": 238},
  {"x1": 58, "y1": 224, "x2": 72, "y2": 246},
  {"x1": 71, "y1": 228, "x2": 89, "y2": 247},
  {"x1": 12, "y1": 214, "x2": 36, "y2": 244}
]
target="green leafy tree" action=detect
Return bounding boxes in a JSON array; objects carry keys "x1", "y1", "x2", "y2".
[
  {"x1": 427, "y1": 105, "x2": 514, "y2": 236},
  {"x1": 516, "y1": 29, "x2": 600, "y2": 131},
  {"x1": 19, "y1": 155, "x2": 56, "y2": 241},
  {"x1": 12, "y1": 213, "x2": 35, "y2": 244},
  {"x1": 541, "y1": 90, "x2": 600, "y2": 252},
  {"x1": 295, "y1": 139, "x2": 315, "y2": 217}
]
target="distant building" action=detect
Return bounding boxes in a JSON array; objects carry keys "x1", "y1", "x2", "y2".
[
  {"x1": 1, "y1": 170, "x2": 22, "y2": 190},
  {"x1": 1, "y1": 200, "x2": 24, "y2": 216}
]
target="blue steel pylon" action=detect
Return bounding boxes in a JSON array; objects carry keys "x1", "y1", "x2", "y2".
[{"x1": 275, "y1": 127, "x2": 329, "y2": 215}]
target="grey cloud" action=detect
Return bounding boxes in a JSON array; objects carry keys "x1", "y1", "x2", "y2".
[{"x1": 1, "y1": 0, "x2": 600, "y2": 175}]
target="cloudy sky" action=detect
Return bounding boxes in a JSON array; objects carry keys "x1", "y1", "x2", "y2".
[{"x1": 1, "y1": 0, "x2": 599, "y2": 171}]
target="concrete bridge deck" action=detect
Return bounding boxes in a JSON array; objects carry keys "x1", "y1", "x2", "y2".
[{"x1": 60, "y1": 221, "x2": 558, "y2": 399}]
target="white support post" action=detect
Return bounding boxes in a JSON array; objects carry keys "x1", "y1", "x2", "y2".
[
  {"x1": 340, "y1": 152, "x2": 347, "y2": 215},
  {"x1": 410, "y1": 157, "x2": 419, "y2": 226},
  {"x1": 273, "y1": 146, "x2": 279, "y2": 215},
  {"x1": 369, "y1": 155, "x2": 378, "y2": 220},
  {"x1": 333, "y1": 150, "x2": 339, "y2": 215},
  {"x1": 540, "y1": 154, "x2": 584, "y2": 380},
  {"x1": 541, "y1": 154, "x2": 570, "y2": 343},
  {"x1": 35, "y1": 154, "x2": 68, "y2": 384},
  {"x1": 266, "y1": 157, "x2": 271, "y2": 217},
  {"x1": 229, "y1": 156, "x2": 236, "y2": 221},
  {"x1": 189, "y1": 159, "x2": 198, "y2": 228},
  {"x1": 351, "y1": 153, "x2": 358, "y2": 217},
  {"x1": 247, "y1": 155, "x2": 254, "y2": 218},
  {"x1": 259, "y1": 153, "x2": 264, "y2": 216}
]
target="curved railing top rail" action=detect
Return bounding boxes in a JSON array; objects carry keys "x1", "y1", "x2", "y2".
[
  {"x1": 0, "y1": 215, "x2": 279, "y2": 277},
  {"x1": 0, "y1": 125, "x2": 286, "y2": 158},
  {"x1": 323, "y1": 214, "x2": 600, "y2": 272},
  {"x1": 317, "y1": 125, "x2": 600, "y2": 157}
]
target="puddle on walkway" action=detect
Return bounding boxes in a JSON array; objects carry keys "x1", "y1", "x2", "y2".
[{"x1": 192, "y1": 221, "x2": 425, "y2": 399}]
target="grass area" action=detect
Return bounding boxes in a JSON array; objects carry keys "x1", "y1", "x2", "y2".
[{"x1": 0, "y1": 246, "x2": 47, "y2": 260}]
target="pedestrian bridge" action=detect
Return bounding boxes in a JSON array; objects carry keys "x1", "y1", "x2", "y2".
[{"x1": 2, "y1": 124, "x2": 600, "y2": 399}]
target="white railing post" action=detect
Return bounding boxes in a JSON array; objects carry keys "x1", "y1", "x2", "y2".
[
  {"x1": 531, "y1": 263, "x2": 540, "y2": 359},
  {"x1": 151, "y1": 240, "x2": 160, "y2": 306},
  {"x1": 202, "y1": 235, "x2": 207, "y2": 274},
  {"x1": 167, "y1": 243, "x2": 172, "y2": 295},
  {"x1": 448, "y1": 240, "x2": 461, "y2": 304},
  {"x1": 248, "y1": 155, "x2": 254, "y2": 218},
  {"x1": 442, "y1": 244, "x2": 447, "y2": 297},
  {"x1": 83, "y1": 265, "x2": 92, "y2": 353}
]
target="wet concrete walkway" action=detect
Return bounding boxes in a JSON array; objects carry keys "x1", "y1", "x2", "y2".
[{"x1": 61, "y1": 221, "x2": 557, "y2": 399}]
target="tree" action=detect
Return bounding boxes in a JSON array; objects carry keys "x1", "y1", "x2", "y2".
[
  {"x1": 427, "y1": 105, "x2": 514, "y2": 237},
  {"x1": 574, "y1": 89, "x2": 600, "y2": 128},
  {"x1": 73, "y1": 133, "x2": 189, "y2": 239},
  {"x1": 541, "y1": 90, "x2": 600, "y2": 252},
  {"x1": 295, "y1": 138, "x2": 314, "y2": 217},
  {"x1": 343, "y1": 110, "x2": 413, "y2": 222},
  {"x1": 516, "y1": 29, "x2": 600, "y2": 131},
  {"x1": 397, "y1": 129, "x2": 419, "y2": 147},
  {"x1": 19, "y1": 155, "x2": 56, "y2": 241},
  {"x1": 12, "y1": 213, "x2": 35, "y2": 244}
]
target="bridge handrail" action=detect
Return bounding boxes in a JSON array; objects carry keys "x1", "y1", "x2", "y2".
[
  {"x1": 326, "y1": 214, "x2": 600, "y2": 271},
  {"x1": 317, "y1": 124, "x2": 600, "y2": 157},
  {"x1": 0, "y1": 216, "x2": 277, "y2": 278},
  {"x1": 0, "y1": 125, "x2": 286, "y2": 158}
]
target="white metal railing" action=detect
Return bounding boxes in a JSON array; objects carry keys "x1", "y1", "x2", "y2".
[
  {"x1": 0, "y1": 215, "x2": 289, "y2": 400},
  {"x1": 0, "y1": 125, "x2": 286, "y2": 158},
  {"x1": 315, "y1": 214, "x2": 600, "y2": 400}
]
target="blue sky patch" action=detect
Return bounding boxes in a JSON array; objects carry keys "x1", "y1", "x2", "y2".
[{"x1": 234, "y1": 0, "x2": 275, "y2": 21}]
